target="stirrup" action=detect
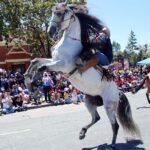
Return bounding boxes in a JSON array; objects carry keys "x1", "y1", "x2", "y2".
[{"x1": 102, "y1": 65, "x2": 109, "y2": 69}]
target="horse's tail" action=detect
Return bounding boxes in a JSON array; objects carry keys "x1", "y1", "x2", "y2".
[
  {"x1": 132, "y1": 76, "x2": 148, "y2": 93},
  {"x1": 117, "y1": 91, "x2": 141, "y2": 137}
]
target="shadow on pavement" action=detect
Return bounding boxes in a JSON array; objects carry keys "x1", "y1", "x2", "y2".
[
  {"x1": 136, "y1": 106, "x2": 150, "y2": 110},
  {"x1": 82, "y1": 139, "x2": 145, "y2": 150}
]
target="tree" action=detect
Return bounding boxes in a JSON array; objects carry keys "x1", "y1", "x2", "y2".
[
  {"x1": 125, "y1": 30, "x2": 137, "y2": 52},
  {"x1": 112, "y1": 41, "x2": 121, "y2": 54},
  {"x1": 0, "y1": 0, "x2": 54, "y2": 57},
  {"x1": 113, "y1": 51, "x2": 124, "y2": 60},
  {"x1": 71, "y1": 0, "x2": 86, "y2": 3},
  {"x1": 0, "y1": 0, "x2": 85, "y2": 57}
]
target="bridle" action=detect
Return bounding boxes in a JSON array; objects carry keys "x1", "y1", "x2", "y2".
[
  {"x1": 50, "y1": 8, "x2": 75, "y2": 30},
  {"x1": 50, "y1": 16, "x2": 74, "y2": 26}
]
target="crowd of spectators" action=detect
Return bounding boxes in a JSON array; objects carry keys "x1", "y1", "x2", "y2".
[
  {"x1": 111, "y1": 66, "x2": 150, "y2": 92},
  {"x1": 0, "y1": 69, "x2": 29, "y2": 114},
  {"x1": 0, "y1": 65, "x2": 149, "y2": 115},
  {"x1": 0, "y1": 68, "x2": 84, "y2": 115},
  {"x1": 37, "y1": 71, "x2": 84, "y2": 105}
]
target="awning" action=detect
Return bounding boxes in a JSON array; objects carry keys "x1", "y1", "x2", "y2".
[{"x1": 137, "y1": 58, "x2": 150, "y2": 65}]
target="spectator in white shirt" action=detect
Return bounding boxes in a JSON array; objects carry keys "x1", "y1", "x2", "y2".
[{"x1": 42, "y1": 72, "x2": 53, "y2": 103}]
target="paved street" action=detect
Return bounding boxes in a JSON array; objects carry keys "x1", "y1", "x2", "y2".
[{"x1": 0, "y1": 89, "x2": 149, "y2": 150}]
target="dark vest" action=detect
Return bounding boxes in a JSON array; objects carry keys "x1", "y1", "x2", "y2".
[{"x1": 100, "y1": 38, "x2": 113, "y2": 63}]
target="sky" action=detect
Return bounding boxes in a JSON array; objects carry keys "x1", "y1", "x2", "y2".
[{"x1": 87, "y1": 0, "x2": 150, "y2": 50}]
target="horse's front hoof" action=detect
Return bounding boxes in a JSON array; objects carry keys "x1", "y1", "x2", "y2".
[
  {"x1": 38, "y1": 66, "x2": 47, "y2": 72},
  {"x1": 106, "y1": 145, "x2": 115, "y2": 150},
  {"x1": 110, "y1": 144, "x2": 116, "y2": 150},
  {"x1": 106, "y1": 148, "x2": 115, "y2": 150}
]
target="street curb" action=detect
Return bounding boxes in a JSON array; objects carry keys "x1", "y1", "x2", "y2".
[
  {"x1": 0, "y1": 103, "x2": 61, "y2": 116},
  {"x1": 0, "y1": 103, "x2": 73, "y2": 115},
  {"x1": 27, "y1": 103, "x2": 53, "y2": 110},
  {"x1": 27, "y1": 103, "x2": 66, "y2": 110}
]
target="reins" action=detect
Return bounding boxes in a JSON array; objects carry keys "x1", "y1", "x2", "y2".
[
  {"x1": 67, "y1": 35, "x2": 91, "y2": 43},
  {"x1": 50, "y1": 17, "x2": 73, "y2": 25}
]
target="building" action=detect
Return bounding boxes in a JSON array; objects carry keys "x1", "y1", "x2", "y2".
[{"x1": 0, "y1": 41, "x2": 33, "y2": 73}]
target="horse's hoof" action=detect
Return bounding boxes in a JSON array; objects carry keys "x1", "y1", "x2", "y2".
[
  {"x1": 31, "y1": 59, "x2": 38, "y2": 64},
  {"x1": 79, "y1": 133, "x2": 85, "y2": 140},
  {"x1": 106, "y1": 146, "x2": 115, "y2": 150},
  {"x1": 106, "y1": 148, "x2": 115, "y2": 150},
  {"x1": 79, "y1": 128, "x2": 87, "y2": 140},
  {"x1": 111, "y1": 144, "x2": 116, "y2": 150},
  {"x1": 38, "y1": 66, "x2": 47, "y2": 72}
]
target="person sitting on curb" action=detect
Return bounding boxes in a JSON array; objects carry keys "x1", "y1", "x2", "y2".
[{"x1": 1, "y1": 90, "x2": 14, "y2": 114}]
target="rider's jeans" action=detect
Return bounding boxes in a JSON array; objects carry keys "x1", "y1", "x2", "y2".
[{"x1": 95, "y1": 52, "x2": 109, "y2": 66}]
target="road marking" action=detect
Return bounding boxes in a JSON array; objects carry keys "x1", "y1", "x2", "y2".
[{"x1": 0, "y1": 129, "x2": 31, "y2": 136}]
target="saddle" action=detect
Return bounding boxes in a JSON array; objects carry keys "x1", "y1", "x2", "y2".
[{"x1": 75, "y1": 57, "x2": 113, "y2": 81}]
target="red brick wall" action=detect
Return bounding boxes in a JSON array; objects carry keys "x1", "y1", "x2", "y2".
[{"x1": 0, "y1": 44, "x2": 32, "y2": 71}]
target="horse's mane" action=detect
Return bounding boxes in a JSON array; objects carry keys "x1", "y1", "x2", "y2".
[{"x1": 75, "y1": 12, "x2": 104, "y2": 60}]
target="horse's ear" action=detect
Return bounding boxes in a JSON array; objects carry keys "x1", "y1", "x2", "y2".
[
  {"x1": 55, "y1": 0, "x2": 62, "y2": 4},
  {"x1": 68, "y1": 4, "x2": 78, "y2": 12},
  {"x1": 64, "y1": 0, "x2": 68, "y2": 6}
]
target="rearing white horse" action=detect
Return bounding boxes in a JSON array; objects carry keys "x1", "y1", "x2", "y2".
[{"x1": 24, "y1": 2, "x2": 140, "y2": 149}]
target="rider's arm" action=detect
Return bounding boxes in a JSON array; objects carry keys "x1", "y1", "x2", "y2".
[
  {"x1": 78, "y1": 56, "x2": 99, "y2": 73},
  {"x1": 102, "y1": 27, "x2": 110, "y2": 37},
  {"x1": 95, "y1": 26, "x2": 110, "y2": 44}
]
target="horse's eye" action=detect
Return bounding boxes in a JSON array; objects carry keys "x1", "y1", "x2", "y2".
[
  {"x1": 65, "y1": 9, "x2": 68, "y2": 13},
  {"x1": 56, "y1": 12, "x2": 62, "y2": 17}
]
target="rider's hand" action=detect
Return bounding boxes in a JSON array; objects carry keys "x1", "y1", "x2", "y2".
[
  {"x1": 102, "y1": 27, "x2": 110, "y2": 37},
  {"x1": 95, "y1": 32, "x2": 107, "y2": 42},
  {"x1": 78, "y1": 66, "x2": 87, "y2": 73}
]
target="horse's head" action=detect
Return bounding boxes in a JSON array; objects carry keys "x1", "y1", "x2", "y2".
[{"x1": 48, "y1": 1, "x2": 74, "y2": 38}]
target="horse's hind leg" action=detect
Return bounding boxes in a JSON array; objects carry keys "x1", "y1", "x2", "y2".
[
  {"x1": 79, "y1": 95, "x2": 100, "y2": 140},
  {"x1": 105, "y1": 102, "x2": 119, "y2": 149},
  {"x1": 146, "y1": 90, "x2": 150, "y2": 104},
  {"x1": 111, "y1": 120, "x2": 119, "y2": 149}
]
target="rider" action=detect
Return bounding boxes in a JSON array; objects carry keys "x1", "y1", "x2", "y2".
[{"x1": 77, "y1": 26, "x2": 113, "y2": 73}]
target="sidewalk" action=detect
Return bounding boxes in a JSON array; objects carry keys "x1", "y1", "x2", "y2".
[
  {"x1": 0, "y1": 98, "x2": 81, "y2": 115},
  {"x1": 0, "y1": 102, "x2": 62, "y2": 116},
  {"x1": 0, "y1": 102, "x2": 64, "y2": 116}
]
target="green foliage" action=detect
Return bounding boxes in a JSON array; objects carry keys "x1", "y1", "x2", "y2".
[
  {"x1": 113, "y1": 51, "x2": 124, "y2": 60},
  {"x1": 0, "y1": 0, "x2": 85, "y2": 57},
  {"x1": 71, "y1": 0, "x2": 86, "y2": 4},
  {"x1": 0, "y1": 0, "x2": 54, "y2": 57},
  {"x1": 126, "y1": 30, "x2": 137, "y2": 52},
  {"x1": 114, "y1": 48, "x2": 150, "y2": 66},
  {"x1": 112, "y1": 41, "x2": 121, "y2": 54}
]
